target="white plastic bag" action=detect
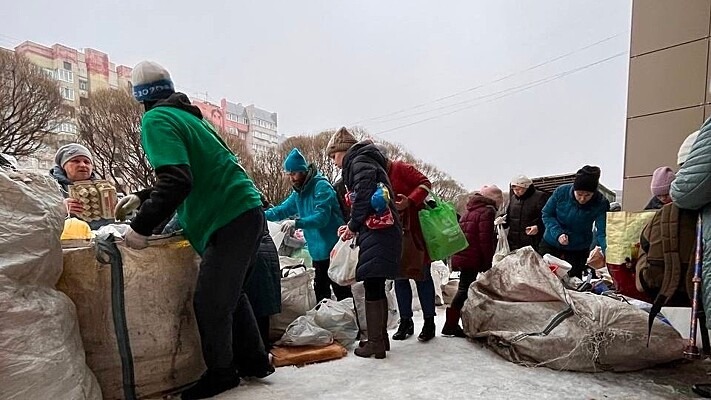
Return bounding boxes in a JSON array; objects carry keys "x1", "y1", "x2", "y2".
[
  {"x1": 493, "y1": 225, "x2": 510, "y2": 263},
  {"x1": 431, "y1": 261, "x2": 450, "y2": 305},
  {"x1": 311, "y1": 298, "x2": 359, "y2": 346},
  {"x1": 543, "y1": 253, "x2": 573, "y2": 279},
  {"x1": 328, "y1": 238, "x2": 358, "y2": 286},
  {"x1": 268, "y1": 221, "x2": 286, "y2": 249},
  {"x1": 353, "y1": 281, "x2": 400, "y2": 335},
  {"x1": 276, "y1": 314, "x2": 333, "y2": 347}
]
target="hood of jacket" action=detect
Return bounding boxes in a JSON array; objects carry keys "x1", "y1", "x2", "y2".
[
  {"x1": 50, "y1": 165, "x2": 98, "y2": 193},
  {"x1": 467, "y1": 194, "x2": 497, "y2": 210},
  {"x1": 343, "y1": 141, "x2": 388, "y2": 173},
  {"x1": 153, "y1": 92, "x2": 203, "y2": 119}
]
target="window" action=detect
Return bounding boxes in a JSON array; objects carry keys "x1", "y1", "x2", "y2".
[
  {"x1": 63, "y1": 61, "x2": 72, "y2": 71},
  {"x1": 79, "y1": 79, "x2": 88, "y2": 91},
  {"x1": 60, "y1": 87, "x2": 75, "y2": 101},
  {"x1": 42, "y1": 68, "x2": 55, "y2": 79},
  {"x1": 228, "y1": 127, "x2": 237, "y2": 135},
  {"x1": 226, "y1": 112, "x2": 237, "y2": 122},
  {"x1": 57, "y1": 69, "x2": 73, "y2": 83},
  {"x1": 58, "y1": 122, "x2": 78, "y2": 134}
]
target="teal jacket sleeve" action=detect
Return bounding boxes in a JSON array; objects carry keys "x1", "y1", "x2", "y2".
[
  {"x1": 542, "y1": 187, "x2": 565, "y2": 241},
  {"x1": 295, "y1": 181, "x2": 340, "y2": 230},
  {"x1": 265, "y1": 192, "x2": 298, "y2": 221},
  {"x1": 671, "y1": 128, "x2": 711, "y2": 211}
]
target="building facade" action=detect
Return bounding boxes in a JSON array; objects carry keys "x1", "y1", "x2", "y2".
[
  {"x1": 623, "y1": 0, "x2": 711, "y2": 210},
  {"x1": 192, "y1": 98, "x2": 279, "y2": 155},
  {"x1": 10, "y1": 41, "x2": 133, "y2": 172},
  {"x1": 5, "y1": 40, "x2": 280, "y2": 173}
]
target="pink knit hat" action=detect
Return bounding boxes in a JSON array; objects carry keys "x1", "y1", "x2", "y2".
[
  {"x1": 650, "y1": 166, "x2": 676, "y2": 196},
  {"x1": 479, "y1": 185, "x2": 503, "y2": 208}
]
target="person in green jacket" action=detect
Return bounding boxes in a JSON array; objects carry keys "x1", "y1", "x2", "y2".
[
  {"x1": 114, "y1": 61, "x2": 272, "y2": 400},
  {"x1": 266, "y1": 148, "x2": 351, "y2": 301},
  {"x1": 671, "y1": 128, "x2": 711, "y2": 398}
]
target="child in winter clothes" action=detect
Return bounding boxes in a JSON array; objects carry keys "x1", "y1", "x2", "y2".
[{"x1": 442, "y1": 186, "x2": 501, "y2": 337}]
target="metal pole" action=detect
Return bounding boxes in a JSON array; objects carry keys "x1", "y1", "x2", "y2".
[{"x1": 684, "y1": 214, "x2": 704, "y2": 359}]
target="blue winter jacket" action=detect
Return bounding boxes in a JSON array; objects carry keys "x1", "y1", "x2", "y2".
[
  {"x1": 671, "y1": 118, "x2": 711, "y2": 326},
  {"x1": 542, "y1": 184, "x2": 610, "y2": 252},
  {"x1": 265, "y1": 166, "x2": 344, "y2": 261}
]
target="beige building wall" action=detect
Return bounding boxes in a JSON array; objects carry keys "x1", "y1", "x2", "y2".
[{"x1": 623, "y1": 0, "x2": 711, "y2": 210}]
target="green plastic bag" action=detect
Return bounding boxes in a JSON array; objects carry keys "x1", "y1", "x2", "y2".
[{"x1": 418, "y1": 188, "x2": 469, "y2": 261}]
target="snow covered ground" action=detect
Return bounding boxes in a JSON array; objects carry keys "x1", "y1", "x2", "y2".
[{"x1": 217, "y1": 306, "x2": 711, "y2": 400}]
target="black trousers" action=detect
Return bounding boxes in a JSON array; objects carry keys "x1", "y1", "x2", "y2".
[
  {"x1": 312, "y1": 259, "x2": 353, "y2": 302},
  {"x1": 193, "y1": 207, "x2": 269, "y2": 373},
  {"x1": 364, "y1": 277, "x2": 387, "y2": 301},
  {"x1": 538, "y1": 240, "x2": 590, "y2": 279},
  {"x1": 451, "y1": 270, "x2": 478, "y2": 311}
]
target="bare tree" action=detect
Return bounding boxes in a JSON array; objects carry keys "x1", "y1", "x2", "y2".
[
  {"x1": 78, "y1": 89, "x2": 153, "y2": 193},
  {"x1": 0, "y1": 51, "x2": 66, "y2": 156},
  {"x1": 249, "y1": 149, "x2": 291, "y2": 204}
]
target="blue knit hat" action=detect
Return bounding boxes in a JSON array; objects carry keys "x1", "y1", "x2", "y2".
[
  {"x1": 283, "y1": 148, "x2": 308, "y2": 173},
  {"x1": 131, "y1": 61, "x2": 175, "y2": 103}
]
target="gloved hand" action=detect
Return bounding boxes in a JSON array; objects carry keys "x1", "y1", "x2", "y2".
[
  {"x1": 115, "y1": 194, "x2": 141, "y2": 221},
  {"x1": 280, "y1": 220, "x2": 296, "y2": 233},
  {"x1": 124, "y1": 227, "x2": 149, "y2": 250},
  {"x1": 494, "y1": 216, "x2": 506, "y2": 226}
]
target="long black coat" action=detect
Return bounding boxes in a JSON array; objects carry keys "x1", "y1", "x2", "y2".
[
  {"x1": 505, "y1": 185, "x2": 549, "y2": 251},
  {"x1": 244, "y1": 230, "x2": 281, "y2": 318},
  {"x1": 343, "y1": 142, "x2": 402, "y2": 281}
]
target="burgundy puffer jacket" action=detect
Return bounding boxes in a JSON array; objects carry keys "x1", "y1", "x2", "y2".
[{"x1": 451, "y1": 194, "x2": 497, "y2": 272}]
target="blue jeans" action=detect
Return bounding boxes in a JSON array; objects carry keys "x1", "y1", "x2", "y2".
[{"x1": 394, "y1": 265, "x2": 436, "y2": 319}]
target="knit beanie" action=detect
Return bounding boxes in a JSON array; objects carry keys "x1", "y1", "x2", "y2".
[
  {"x1": 480, "y1": 185, "x2": 503, "y2": 209},
  {"x1": 510, "y1": 175, "x2": 532, "y2": 189},
  {"x1": 677, "y1": 130, "x2": 699, "y2": 166},
  {"x1": 131, "y1": 61, "x2": 175, "y2": 103},
  {"x1": 573, "y1": 165, "x2": 601, "y2": 192},
  {"x1": 55, "y1": 143, "x2": 93, "y2": 167},
  {"x1": 326, "y1": 127, "x2": 358, "y2": 155},
  {"x1": 283, "y1": 148, "x2": 309, "y2": 173},
  {"x1": 650, "y1": 166, "x2": 676, "y2": 196}
]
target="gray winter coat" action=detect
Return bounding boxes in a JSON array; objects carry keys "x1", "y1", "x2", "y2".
[{"x1": 670, "y1": 118, "x2": 711, "y2": 325}]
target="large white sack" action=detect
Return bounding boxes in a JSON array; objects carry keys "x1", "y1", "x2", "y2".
[
  {"x1": 270, "y1": 264, "x2": 317, "y2": 340},
  {"x1": 0, "y1": 276, "x2": 101, "y2": 400},
  {"x1": 462, "y1": 247, "x2": 685, "y2": 372},
  {"x1": 0, "y1": 171, "x2": 65, "y2": 286}
]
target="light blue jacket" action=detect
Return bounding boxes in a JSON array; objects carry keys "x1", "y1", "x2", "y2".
[
  {"x1": 670, "y1": 118, "x2": 711, "y2": 325},
  {"x1": 265, "y1": 168, "x2": 343, "y2": 261},
  {"x1": 542, "y1": 184, "x2": 609, "y2": 252}
]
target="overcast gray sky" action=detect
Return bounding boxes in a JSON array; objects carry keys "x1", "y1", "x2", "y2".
[{"x1": 2, "y1": 0, "x2": 632, "y2": 191}]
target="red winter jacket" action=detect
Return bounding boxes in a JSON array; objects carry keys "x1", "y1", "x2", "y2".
[
  {"x1": 451, "y1": 194, "x2": 497, "y2": 272},
  {"x1": 387, "y1": 160, "x2": 432, "y2": 263}
]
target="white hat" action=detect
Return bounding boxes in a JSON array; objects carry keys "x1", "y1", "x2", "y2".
[
  {"x1": 131, "y1": 61, "x2": 174, "y2": 103},
  {"x1": 510, "y1": 175, "x2": 532, "y2": 189},
  {"x1": 678, "y1": 130, "x2": 699, "y2": 166}
]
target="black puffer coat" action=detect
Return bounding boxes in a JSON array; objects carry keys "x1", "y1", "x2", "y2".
[
  {"x1": 343, "y1": 142, "x2": 402, "y2": 281},
  {"x1": 505, "y1": 185, "x2": 549, "y2": 251}
]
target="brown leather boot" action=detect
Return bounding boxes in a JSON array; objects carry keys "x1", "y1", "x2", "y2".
[
  {"x1": 358, "y1": 299, "x2": 390, "y2": 351},
  {"x1": 355, "y1": 299, "x2": 387, "y2": 359}
]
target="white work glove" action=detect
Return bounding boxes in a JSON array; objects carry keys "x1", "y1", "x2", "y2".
[
  {"x1": 280, "y1": 220, "x2": 296, "y2": 233},
  {"x1": 494, "y1": 216, "x2": 506, "y2": 226},
  {"x1": 124, "y1": 227, "x2": 149, "y2": 250},
  {"x1": 115, "y1": 194, "x2": 141, "y2": 221}
]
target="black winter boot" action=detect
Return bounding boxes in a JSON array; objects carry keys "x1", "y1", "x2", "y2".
[
  {"x1": 392, "y1": 317, "x2": 414, "y2": 341},
  {"x1": 181, "y1": 369, "x2": 240, "y2": 400},
  {"x1": 418, "y1": 317, "x2": 436, "y2": 342},
  {"x1": 381, "y1": 298, "x2": 390, "y2": 351},
  {"x1": 441, "y1": 307, "x2": 466, "y2": 338}
]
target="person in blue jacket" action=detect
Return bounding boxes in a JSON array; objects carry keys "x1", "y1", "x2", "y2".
[
  {"x1": 266, "y1": 148, "x2": 352, "y2": 301},
  {"x1": 539, "y1": 165, "x2": 610, "y2": 278}
]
